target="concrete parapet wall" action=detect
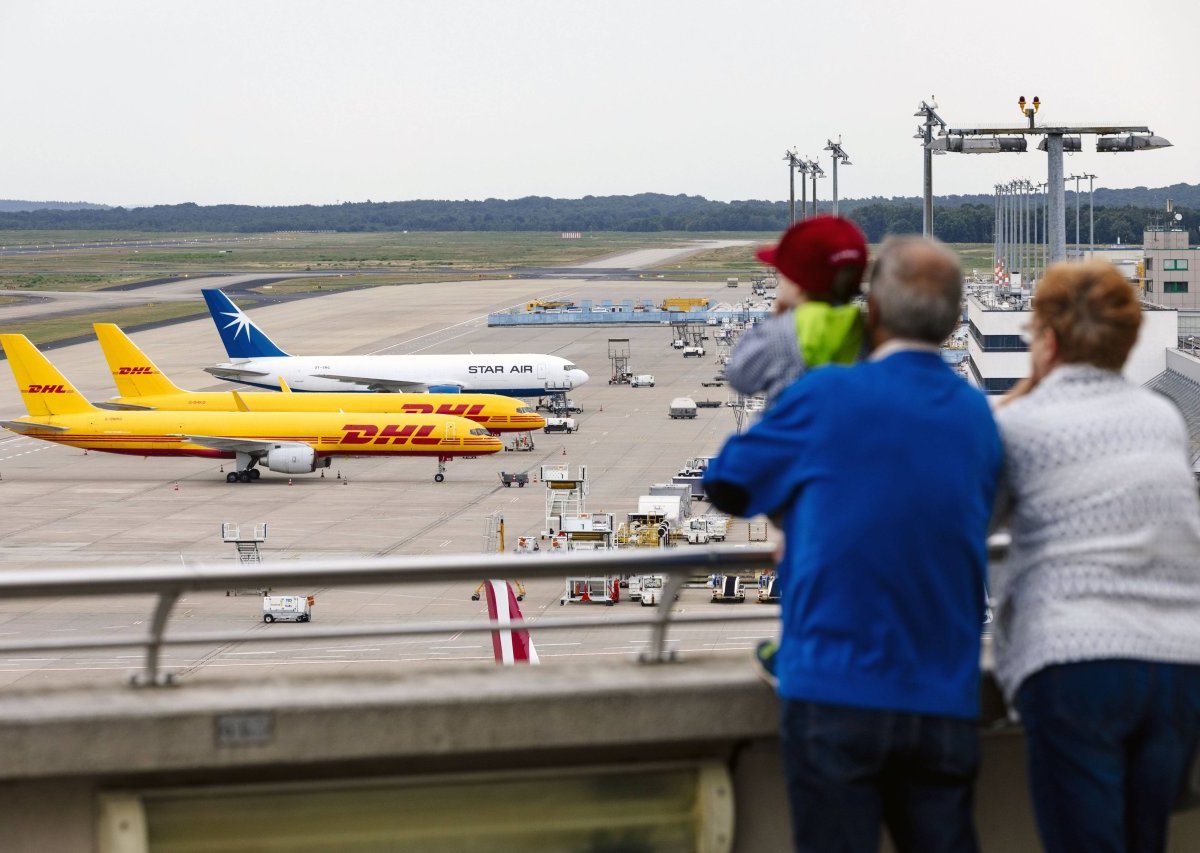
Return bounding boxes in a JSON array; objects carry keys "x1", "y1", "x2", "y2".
[{"x1": 0, "y1": 660, "x2": 1194, "y2": 852}]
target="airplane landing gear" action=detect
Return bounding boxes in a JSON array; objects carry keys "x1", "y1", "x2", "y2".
[
  {"x1": 434, "y1": 455, "x2": 450, "y2": 483},
  {"x1": 227, "y1": 452, "x2": 262, "y2": 484}
]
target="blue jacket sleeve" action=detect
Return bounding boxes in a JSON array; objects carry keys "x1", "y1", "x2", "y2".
[{"x1": 703, "y1": 380, "x2": 814, "y2": 519}]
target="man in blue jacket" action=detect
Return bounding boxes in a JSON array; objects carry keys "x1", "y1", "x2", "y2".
[{"x1": 705, "y1": 236, "x2": 1001, "y2": 853}]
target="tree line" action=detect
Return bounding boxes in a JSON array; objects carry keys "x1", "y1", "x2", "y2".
[{"x1": 0, "y1": 190, "x2": 1193, "y2": 244}]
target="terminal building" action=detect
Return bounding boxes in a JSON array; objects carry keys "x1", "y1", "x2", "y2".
[{"x1": 967, "y1": 226, "x2": 1193, "y2": 396}]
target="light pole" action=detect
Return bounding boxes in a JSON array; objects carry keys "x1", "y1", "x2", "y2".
[
  {"x1": 915, "y1": 99, "x2": 947, "y2": 238},
  {"x1": 808, "y1": 160, "x2": 824, "y2": 218},
  {"x1": 824, "y1": 138, "x2": 851, "y2": 217},
  {"x1": 784, "y1": 150, "x2": 801, "y2": 224},
  {"x1": 1083, "y1": 173, "x2": 1097, "y2": 259},
  {"x1": 1068, "y1": 174, "x2": 1085, "y2": 258}
]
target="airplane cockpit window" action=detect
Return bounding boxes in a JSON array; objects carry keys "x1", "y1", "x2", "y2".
[
  {"x1": 563, "y1": 364, "x2": 577, "y2": 371},
  {"x1": 516, "y1": 406, "x2": 536, "y2": 414},
  {"x1": 470, "y1": 428, "x2": 492, "y2": 436}
]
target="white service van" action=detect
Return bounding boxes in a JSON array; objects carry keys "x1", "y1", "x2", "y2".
[{"x1": 631, "y1": 375, "x2": 655, "y2": 387}]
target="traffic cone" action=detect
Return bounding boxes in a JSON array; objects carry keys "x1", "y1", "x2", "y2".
[
  {"x1": 288, "y1": 478, "x2": 293, "y2": 486},
  {"x1": 219, "y1": 464, "x2": 224, "y2": 473},
  {"x1": 336, "y1": 470, "x2": 342, "y2": 480},
  {"x1": 320, "y1": 469, "x2": 325, "y2": 478},
  {"x1": 561, "y1": 447, "x2": 566, "y2": 456},
  {"x1": 173, "y1": 482, "x2": 179, "y2": 491},
  {"x1": 343, "y1": 478, "x2": 348, "y2": 485}
]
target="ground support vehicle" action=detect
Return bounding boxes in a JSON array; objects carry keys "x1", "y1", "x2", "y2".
[
  {"x1": 696, "y1": 400, "x2": 722, "y2": 408},
  {"x1": 505, "y1": 432, "x2": 535, "y2": 452},
  {"x1": 262, "y1": 595, "x2": 314, "y2": 623},
  {"x1": 560, "y1": 577, "x2": 619, "y2": 606},
  {"x1": 757, "y1": 574, "x2": 781, "y2": 604},
  {"x1": 638, "y1": 574, "x2": 667, "y2": 606},
  {"x1": 631, "y1": 375, "x2": 655, "y2": 388},
  {"x1": 543, "y1": 417, "x2": 577, "y2": 434},
  {"x1": 683, "y1": 346, "x2": 705, "y2": 358},
  {"x1": 687, "y1": 516, "x2": 727, "y2": 544},
  {"x1": 711, "y1": 575, "x2": 745, "y2": 603},
  {"x1": 499, "y1": 471, "x2": 529, "y2": 488}
]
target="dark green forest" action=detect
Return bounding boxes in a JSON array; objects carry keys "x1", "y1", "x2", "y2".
[{"x1": 0, "y1": 185, "x2": 1196, "y2": 244}]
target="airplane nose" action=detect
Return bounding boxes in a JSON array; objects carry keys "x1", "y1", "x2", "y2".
[{"x1": 571, "y1": 369, "x2": 589, "y2": 387}]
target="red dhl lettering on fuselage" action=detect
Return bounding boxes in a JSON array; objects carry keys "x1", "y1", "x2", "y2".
[
  {"x1": 340, "y1": 424, "x2": 443, "y2": 445},
  {"x1": 117, "y1": 366, "x2": 154, "y2": 375},
  {"x1": 398, "y1": 403, "x2": 486, "y2": 418},
  {"x1": 25, "y1": 384, "x2": 69, "y2": 393}
]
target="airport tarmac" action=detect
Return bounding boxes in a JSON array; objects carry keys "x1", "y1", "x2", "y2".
[{"x1": 0, "y1": 246, "x2": 779, "y2": 688}]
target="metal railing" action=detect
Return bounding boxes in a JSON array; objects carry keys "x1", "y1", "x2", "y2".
[{"x1": 0, "y1": 546, "x2": 776, "y2": 687}]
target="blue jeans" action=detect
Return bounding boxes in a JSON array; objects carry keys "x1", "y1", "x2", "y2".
[
  {"x1": 1016, "y1": 659, "x2": 1200, "y2": 853},
  {"x1": 779, "y1": 699, "x2": 980, "y2": 853}
]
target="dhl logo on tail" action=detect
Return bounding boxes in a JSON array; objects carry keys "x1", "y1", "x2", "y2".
[
  {"x1": 25, "y1": 384, "x2": 69, "y2": 394},
  {"x1": 341, "y1": 423, "x2": 442, "y2": 446},
  {"x1": 117, "y1": 366, "x2": 155, "y2": 375}
]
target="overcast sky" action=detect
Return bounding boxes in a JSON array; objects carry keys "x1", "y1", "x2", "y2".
[{"x1": 3, "y1": 1, "x2": 1196, "y2": 208}]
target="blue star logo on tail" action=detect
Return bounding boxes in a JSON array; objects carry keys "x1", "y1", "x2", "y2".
[{"x1": 218, "y1": 309, "x2": 255, "y2": 340}]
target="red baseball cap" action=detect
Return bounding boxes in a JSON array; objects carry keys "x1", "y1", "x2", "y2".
[{"x1": 756, "y1": 216, "x2": 868, "y2": 296}]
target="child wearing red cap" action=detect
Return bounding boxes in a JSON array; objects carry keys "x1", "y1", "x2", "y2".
[{"x1": 727, "y1": 216, "x2": 868, "y2": 405}]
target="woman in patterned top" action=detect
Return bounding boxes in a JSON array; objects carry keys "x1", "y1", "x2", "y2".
[{"x1": 994, "y1": 261, "x2": 1200, "y2": 853}]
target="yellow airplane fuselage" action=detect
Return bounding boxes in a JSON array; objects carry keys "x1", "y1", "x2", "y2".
[
  {"x1": 106, "y1": 390, "x2": 546, "y2": 433},
  {"x1": 8, "y1": 410, "x2": 501, "y2": 459}
]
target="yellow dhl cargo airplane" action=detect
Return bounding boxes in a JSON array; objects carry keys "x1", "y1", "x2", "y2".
[
  {"x1": 0, "y1": 334, "x2": 501, "y2": 483},
  {"x1": 92, "y1": 324, "x2": 547, "y2": 435}
]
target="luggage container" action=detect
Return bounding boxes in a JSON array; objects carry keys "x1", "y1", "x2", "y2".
[{"x1": 669, "y1": 398, "x2": 698, "y2": 419}]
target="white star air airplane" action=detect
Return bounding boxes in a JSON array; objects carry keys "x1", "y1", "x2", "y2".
[
  {"x1": 202, "y1": 289, "x2": 589, "y2": 396},
  {"x1": 0, "y1": 335, "x2": 501, "y2": 484}
]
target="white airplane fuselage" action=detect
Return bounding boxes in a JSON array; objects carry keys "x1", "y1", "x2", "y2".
[{"x1": 207, "y1": 353, "x2": 589, "y2": 396}]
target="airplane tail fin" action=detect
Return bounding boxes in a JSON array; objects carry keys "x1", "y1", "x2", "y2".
[
  {"x1": 201, "y1": 289, "x2": 290, "y2": 359},
  {"x1": 0, "y1": 335, "x2": 99, "y2": 417},
  {"x1": 93, "y1": 323, "x2": 187, "y2": 398},
  {"x1": 484, "y1": 579, "x2": 539, "y2": 665}
]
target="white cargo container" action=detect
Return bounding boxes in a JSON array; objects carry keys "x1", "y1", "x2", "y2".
[
  {"x1": 262, "y1": 595, "x2": 313, "y2": 623},
  {"x1": 636, "y1": 495, "x2": 685, "y2": 525},
  {"x1": 669, "y1": 398, "x2": 698, "y2": 419},
  {"x1": 631, "y1": 375, "x2": 655, "y2": 387}
]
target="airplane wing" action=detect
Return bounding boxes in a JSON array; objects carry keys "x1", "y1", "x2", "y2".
[
  {"x1": 184, "y1": 435, "x2": 307, "y2": 456},
  {"x1": 92, "y1": 401, "x2": 157, "y2": 411},
  {"x1": 311, "y1": 373, "x2": 441, "y2": 393},
  {"x1": 0, "y1": 420, "x2": 70, "y2": 434},
  {"x1": 204, "y1": 365, "x2": 271, "y2": 380}
]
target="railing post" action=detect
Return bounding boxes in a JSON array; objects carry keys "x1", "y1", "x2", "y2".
[
  {"x1": 131, "y1": 590, "x2": 182, "y2": 687},
  {"x1": 639, "y1": 573, "x2": 686, "y2": 664}
]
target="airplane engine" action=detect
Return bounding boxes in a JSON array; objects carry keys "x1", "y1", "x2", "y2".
[{"x1": 266, "y1": 445, "x2": 324, "y2": 474}]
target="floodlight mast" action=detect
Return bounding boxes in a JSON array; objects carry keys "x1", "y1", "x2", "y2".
[
  {"x1": 915, "y1": 99, "x2": 947, "y2": 237},
  {"x1": 943, "y1": 96, "x2": 1166, "y2": 264},
  {"x1": 824, "y1": 138, "x2": 851, "y2": 216}
]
